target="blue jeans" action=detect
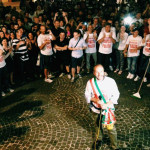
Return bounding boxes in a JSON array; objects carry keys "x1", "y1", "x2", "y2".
[
  {"x1": 127, "y1": 57, "x2": 138, "y2": 74},
  {"x1": 86, "y1": 53, "x2": 97, "y2": 69}
]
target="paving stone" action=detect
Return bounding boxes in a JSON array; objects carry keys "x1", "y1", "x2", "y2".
[{"x1": 0, "y1": 72, "x2": 150, "y2": 150}]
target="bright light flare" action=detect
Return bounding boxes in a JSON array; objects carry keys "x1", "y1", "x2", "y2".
[{"x1": 124, "y1": 16, "x2": 133, "y2": 25}]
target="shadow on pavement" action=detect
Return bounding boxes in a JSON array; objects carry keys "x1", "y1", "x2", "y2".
[
  {"x1": 0, "y1": 100, "x2": 44, "y2": 125},
  {"x1": 0, "y1": 125, "x2": 29, "y2": 144},
  {"x1": 0, "y1": 88, "x2": 37, "y2": 108}
]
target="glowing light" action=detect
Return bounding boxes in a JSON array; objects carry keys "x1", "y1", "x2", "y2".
[{"x1": 124, "y1": 16, "x2": 133, "y2": 25}]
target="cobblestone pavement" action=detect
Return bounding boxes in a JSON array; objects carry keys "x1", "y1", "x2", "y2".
[{"x1": 0, "y1": 71, "x2": 150, "y2": 150}]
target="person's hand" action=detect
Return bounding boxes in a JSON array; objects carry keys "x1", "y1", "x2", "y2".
[
  {"x1": 62, "y1": 11, "x2": 67, "y2": 17},
  {"x1": 19, "y1": 40, "x2": 25, "y2": 45},
  {"x1": 48, "y1": 29, "x2": 52, "y2": 35},
  {"x1": 44, "y1": 39, "x2": 51, "y2": 44},
  {"x1": 55, "y1": 12, "x2": 58, "y2": 17},
  {"x1": 101, "y1": 103, "x2": 108, "y2": 110},
  {"x1": 8, "y1": 47, "x2": 13, "y2": 52},
  {"x1": 79, "y1": 22, "x2": 83, "y2": 27},
  {"x1": 26, "y1": 39, "x2": 30, "y2": 45}
]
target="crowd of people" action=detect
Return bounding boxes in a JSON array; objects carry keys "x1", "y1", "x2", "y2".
[{"x1": 0, "y1": 0, "x2": 150, "y2": 99}]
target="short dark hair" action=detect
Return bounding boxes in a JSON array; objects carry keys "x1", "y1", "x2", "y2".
[{"x1": 105, "y1": 23, "x2": 111, "y2": 27}]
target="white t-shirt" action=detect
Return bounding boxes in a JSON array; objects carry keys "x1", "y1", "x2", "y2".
[
  {"x1": 37, "y1": 34, "x2": 53, "y2": 56},
  {"x1": 142, "y1": 34, "x2": 150, "y2": 56},
  {"x1": 83, "y1": 32, "x2": 97, "y2": 53},
  {"x1": 0, "y1": 45, "x2": 6, "y2": 68},
  {"x1": 126, "y1": 35, "x2": 142, "y2": 57},
  {"x1": 97, "y1": 31, "x2": 116, "y2": 54},
  {"x1": 68, "y1": 37, "x2": 87, "y2": 58},
  {"x1": 117, "y1": 32, "x2": 128, "y2": 50}
]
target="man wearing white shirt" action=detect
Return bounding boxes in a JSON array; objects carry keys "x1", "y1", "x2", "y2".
[
  {"x1": 124, "y1": 28, "x2": 142, "y2": 79},
  {"x1": 68, "y1": 30, "x2": 87, "y2": 82},
  {"x1": 97, "y1": 23, "x2": 116, "y2": 74},
  {"x1": 84, "y1": 25, "x2": 97, "y2": 73},
  {"x1": 85, "y1": 64, "x2": 120, "y2": 150},
  {"x1": 37, "y1": 25, "x2": 55, "y2": 83},
  {"x1": 134, "y1": 33, "x2": 150, "y2": 82}
]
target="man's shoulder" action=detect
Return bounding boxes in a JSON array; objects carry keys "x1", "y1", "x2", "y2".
[{"x1": 104, "y1": 76, "x2": 116, "y2": 83}]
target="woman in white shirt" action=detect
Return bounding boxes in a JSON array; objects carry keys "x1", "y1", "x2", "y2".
[{"x1": 114, "y1": 26, "x2": 128, "y2": 75}]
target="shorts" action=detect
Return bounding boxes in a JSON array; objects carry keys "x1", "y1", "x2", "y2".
[
  {"x1": 56, "y1": 51, "x2": 71, "y2": 66},
  {"x1": 40, "y1": 54, "x2": 53, "y2": 69},
  {"x1": 71, "y1": 56, "x2": 83, "y2": 68}
]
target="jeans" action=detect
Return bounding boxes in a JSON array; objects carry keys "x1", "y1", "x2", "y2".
[
  {"x1": 116, "y1": 50, "x2": 124, "y2": 71},
  {"x1": 127, "y1": 57, "x2": 139, "y2": 74},
  {"x1": 86, "y1": 53, "x2": 97, "y2": 69}
]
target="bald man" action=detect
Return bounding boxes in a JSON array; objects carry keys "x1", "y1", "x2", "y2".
[{"x1": 85, "y1": 64, "x2": 120, "y2": 150}]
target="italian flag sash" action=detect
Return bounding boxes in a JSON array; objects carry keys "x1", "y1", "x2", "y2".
[{"x1": 90, "y1": 77, "x2": 116, "y2": 125}]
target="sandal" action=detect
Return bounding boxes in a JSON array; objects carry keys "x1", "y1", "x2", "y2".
[
  {"x1": 118, "y1": 71, "x2": 122, "y2": 75},
  {"x1": 114, "y1": 69, "x2": 119, "y2": 73}
]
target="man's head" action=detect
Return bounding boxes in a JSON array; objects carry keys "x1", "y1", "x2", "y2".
[
  {"x1": 105, "y1": 23, "x2": 111, "y2": 33},
  {"x1": 133, "y1": 28, "x2": 139, "y2": 37},
  {"x1": 136, "y1": 12, "x2": 141, "y2": 19},
  {"x1": 120, "y1": 26, "x2": 126, "y2": 32},
  {"x1": 73, "y1": 30, "x2": 80, "y2": 40},
  {"x1": 93, "y1": 64, "x2": 105, "y2": 81},
  {"x1": 87, "y1": 25, "x2": 93, "y2": 32},
  {"x1": 54, "y1": 20, "x2": 60, "y2": 29},
  {"x1": 59, "y1": 31, "x2": 65, "y2": 40},
  {"x1": 40, "y1": 25, "x2": 46, "y2": 34}
]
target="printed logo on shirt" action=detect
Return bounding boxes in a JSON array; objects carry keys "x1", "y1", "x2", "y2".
[
  {"x1": 129, "y1": 41, "x2": 138, "y2": 53},
  {"x1": 145, "y1": 40, "x2": 150, "y2": 53},
  {"x1": 102, "y1": 37, "x2": 112, "y2": 48},
  {"x1": 88, "y1": 38, "x2": 95, "y2": 48}
]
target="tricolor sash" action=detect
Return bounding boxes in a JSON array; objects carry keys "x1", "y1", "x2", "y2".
[{"x1": 90, "y1": 78, "x2": 116, "y2": 125}]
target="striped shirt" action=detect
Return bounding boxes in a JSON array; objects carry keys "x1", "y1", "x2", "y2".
[{"x1": 12, "y1": 37, "x2": 29, "y2": 61}]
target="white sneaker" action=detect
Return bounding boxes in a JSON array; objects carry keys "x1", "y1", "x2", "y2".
[
  {"x1": 143, "y1": 77, "x2": 147, "y2": 82},
  {"x1": 67, "y1": 74, "x2": 71, "y2": 79},
  {"x1": 59, "y1": 73, "x2": 64, "y2": 77},
  {"x1": 109, "y1": 66, "x2": 113, "y2": 71},
  {"x1": 44, "y1": 78, "x2": 53, "y2": 83},
  {"x1": 2, "y1": 91, "x2": 6, "y2": 97},
  {"x1": 126, "y1": 73, "x2": 131, "y2": 79},
  {"x1": 71, "y1": 77, "x2": 75, "y2": 82},
  {"x1": 77, "y1": 73, "x2": 82, "y2": 78},
  {"x1": 129, "y1": 74, "x2": 134, "y2": 79},
  {"x1": 134, "y1": 75, "x2": 140, "y2": 81},
  {"x1": 147, "y1": 83, "x2": 150, "y2": 87},
  {"x1": 8, "y1": 88, "x2": 14, "y2": 93}
]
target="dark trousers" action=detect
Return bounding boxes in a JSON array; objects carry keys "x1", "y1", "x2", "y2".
[
  {"x1": 0, "y1": 66, "x2": 9, "y2": 97},
  {"x1": 137, "y1": 54, "x2": 150, "y2": 78},
  {"x1": 98, "y1": 52, "x2": 111, "y2": 72}
]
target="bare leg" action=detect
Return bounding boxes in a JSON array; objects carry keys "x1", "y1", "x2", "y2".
[
  {"x1": 71, "y1": 68, "x2": 75, "y2": 78},
  {"x1": 77, "y1": 66, "x2": 81, "y2": 74}
]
